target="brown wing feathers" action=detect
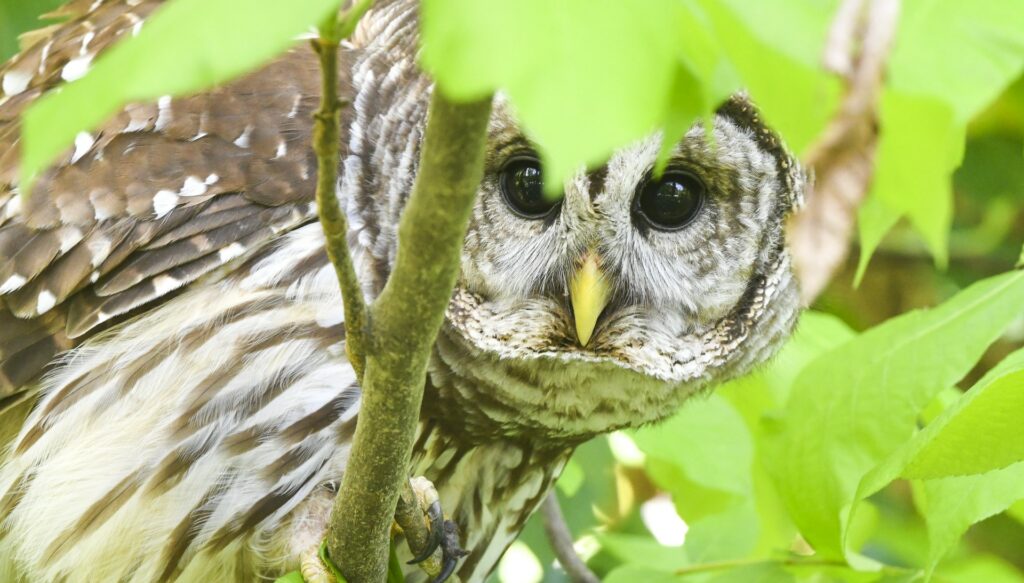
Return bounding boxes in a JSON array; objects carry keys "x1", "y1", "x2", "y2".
[{"x1": 0, "y1": 0, "x2": 326, "y2": 392}]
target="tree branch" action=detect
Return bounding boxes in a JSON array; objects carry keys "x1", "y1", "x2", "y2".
[
  {"x1": 313, "y1": 1, "x2": 374, "y2": 383},
  {"x1": 787, "y1": 0, "x2": 900, "y2": 304},
  {"x1": 327, "y1": 89, "x2": 493, "y2": 582},
  {"x1": 541, "y1": 493, "x2": 600, "y2": 583}
]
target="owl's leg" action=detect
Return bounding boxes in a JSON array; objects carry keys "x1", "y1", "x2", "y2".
[{"x1": 398, "y1": 476, "x2": 468, "y2": 583}]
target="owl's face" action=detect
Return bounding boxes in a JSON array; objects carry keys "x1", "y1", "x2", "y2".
[{"x1": 442, "y1": 95, "x2": 804, "y2": 439}]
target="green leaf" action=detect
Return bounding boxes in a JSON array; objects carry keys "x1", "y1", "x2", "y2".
[
  {"x1": 274, "y1": 572, "x2": 306, "y2": 583},
  {"x1": 937, "y1": 555, "x2": 1024, "y2": 583},
  {"x1": 854, "y1": 196, "x2": 901, "y2": 287},
  {"x1": 387, "y1": 542, "x2": 406, "y2": 583},
  {"x1": 903, "y1": 349, "x2": 1024, "y2": 478},
  {"x1": 764, "y1": 269, "x2": 1024, "y2": 559},
  {"x1": 853, "y1": 349, "x2": 1024, "y2": 519},
  {"x1": 845, "y1": 350, "x2": 1024, "y2": 573},
  {"x1": 870, "y1": 92, "x2": 964, "y2": 268},
  {"x1": 888, "y1": 0, "x2": 1024, "y2": 125},
  {"x1": 632, "y1": 394, "x2": 752, "y2": 501},
  {"x1": 855, "y1": 0, "x2": 1024, "y2": 272},
  {"x1": 21, "y1": 0, "x2": 341, "y2": 188},
  {"x1": 556, "y1": 457, "x2": 585, "y2": 498},
  {"x1": 420, "y1": 0, "x2": 721, "y2": 189},
  {"x1": 319, "y1": 539, "x2": 347, "y2": 582},
  {"x1": 632, "y1": 394, "x2": 766, "y2": 562},
  {"x1": 914, "y1": 462, "x2": 1024, "y2": 574},
  {"x1": 596, "y1": 532, "x2": 690, "y2": 573},
  {"x1": 697, "y1": 0, "x2": 839, "y2": 156}
]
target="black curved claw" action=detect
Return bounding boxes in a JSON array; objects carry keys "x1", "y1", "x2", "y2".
[
  {"x1": 431, "y1": 520, "x2": 468, "y2": 583},
  {"x1": 407, "y1": 499, "x2": 444, "y2": 565}
]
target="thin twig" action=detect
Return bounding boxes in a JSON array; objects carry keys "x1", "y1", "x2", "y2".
[
  {"x1": 787, "y1": 0, "x2": 901, "y2": 304},
  {"x1": 312, "y1": 1, "x2": 374, "y2": 383},
  {"x1": 541, "y1": 493, "x2": 600, "y2": 583},
  {"x1": 328, "y1": 88, "x2": 493, "y2": 582}
]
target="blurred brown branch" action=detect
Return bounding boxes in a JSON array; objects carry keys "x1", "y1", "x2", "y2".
[
  {"x1": 541, "y1": 493, "x2": 600, "y2": 583},
  {"x1": 788, "y1": 0, "x2": 901, "y2": 304}
]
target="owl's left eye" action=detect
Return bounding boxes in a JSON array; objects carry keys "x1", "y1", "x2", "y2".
[
  {"x1": 499, "y1": 159, "x2": 558, "y2": 219},
  {"x1": 633, "y1": 171, "x2": 706, "y2": 231}
]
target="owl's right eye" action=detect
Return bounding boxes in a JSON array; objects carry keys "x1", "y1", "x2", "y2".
[{"x1": 499, "y1": 159, "x2": 558, "y2": 219}]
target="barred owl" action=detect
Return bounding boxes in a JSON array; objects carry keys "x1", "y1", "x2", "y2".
[{"x1": 0, "y1": 0, "x2": 804, "y2": 581}]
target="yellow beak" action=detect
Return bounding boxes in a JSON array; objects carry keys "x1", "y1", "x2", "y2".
[{"x1": 569, "y1": 252, "x2": 611, "y2": 347}]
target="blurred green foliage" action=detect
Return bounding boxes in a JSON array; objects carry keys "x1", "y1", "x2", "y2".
[
  {"x1": 3, "y1": 0, "x2": 1024, "y2": 582},
  {"x1": 0, "y1": 0, "x2": 64, "y2": 61}
]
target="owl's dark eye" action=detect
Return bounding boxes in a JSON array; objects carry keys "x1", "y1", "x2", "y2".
[
  {"x1": 499, "y1": 159, "x2": 558, "y2": 218},
  {"x1": 634, "y1": 171, "x2": 706, "y2": 231}
]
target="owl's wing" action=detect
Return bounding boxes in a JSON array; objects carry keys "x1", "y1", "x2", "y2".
[{"x1": 0, "y1": 0, "x2": 348, "y2": 394}]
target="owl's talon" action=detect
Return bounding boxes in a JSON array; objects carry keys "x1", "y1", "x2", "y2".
[
  {"x1": 396, "y1": 476, "x2": 466, "y2": 582},
  {"x1": 407, "y1": 499, "x2": 444, "y2": 564},
  {"x1": 433, "y1": 519, "x2": 468, "y2": 583}
]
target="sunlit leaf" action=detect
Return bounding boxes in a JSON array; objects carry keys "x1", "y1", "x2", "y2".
[
  {"x1": 914, "y1": 462, "x2": 1024, "y2": 574},
  {"x1": 765, "y1": 269, "x2": 1024, "y2": 559},
  {"x1": 869, "y1": 92, "x2": 963, "y2": 268},
  {"x1": 697, "y1": 0, "x2": 839, "y2": 155},
  {"x1": 420, "y1": 0, "x2": 724, "y2": 189},
  {"x1": 903, "y1": 349, "x2": 1024, "y2": 479}
]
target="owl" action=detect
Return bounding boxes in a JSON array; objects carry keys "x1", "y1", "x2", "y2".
[{"x1": 0, "y1": 0, "x2": 805, "y2": 581}]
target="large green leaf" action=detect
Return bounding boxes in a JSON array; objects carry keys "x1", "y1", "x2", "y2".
[
  {"x1": 855, "y1": 348, "x2": 1024, "y2": 498},
  {"x1": 847, "y1": 348, "x2": 1024, "y2": 573},
  {"x1": 21, "y1": 0, "x2": 342, "y2": 187},
  {"x1": 764, "y1": 269, "x2": 1024, "y2": 559},
  {"x1": 888, "y1": 0, "x2": 1024, "y2": 125},
  {"x1": 420, "y1": 0, "x2": 735, "y2": 189},
  {"x1": 857, "y1": 0, "x2": 1024, "y2": 271},
  {"x1": 632, "y1": 394, "x2": 758, "y2": 561}
]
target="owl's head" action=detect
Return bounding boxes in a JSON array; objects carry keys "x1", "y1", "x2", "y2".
[{"x1": 437, "y1": 94, "x2": 805, "y2": 441}]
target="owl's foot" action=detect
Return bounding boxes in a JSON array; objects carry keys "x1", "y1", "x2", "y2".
[{"x1": 397, "y1": 476, "x2": 467, "y2": 583}]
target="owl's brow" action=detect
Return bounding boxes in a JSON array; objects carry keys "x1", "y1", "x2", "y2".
[{"x1": 489, "y1": 134, "x2": 535, "y2": 162}]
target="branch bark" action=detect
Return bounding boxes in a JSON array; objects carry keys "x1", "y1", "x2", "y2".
[
  {"x1": 787, "y1": 0, "x2": 900, "y2": 304},
  {"x1": 327, "y1": 88, "x2": 493, "y2": 581},
  {"x1": 313, "y1": 1, "x2": 373, "y2": 383},
  {"x1": 541, "y1": 493, "x2": 600, "y2": 583}
]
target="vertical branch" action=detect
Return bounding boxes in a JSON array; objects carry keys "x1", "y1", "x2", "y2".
[
  {"x1": 313, "y1": 3, "x2": 373, "y2": 383},
  {"x1": 328, "y1": 90, "x2": 493, "y2": 582}
]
